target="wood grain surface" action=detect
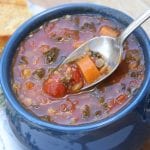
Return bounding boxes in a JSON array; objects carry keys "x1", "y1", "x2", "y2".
[{"x1": 30, "y1": 0, "x2": 150, "y2": 150}]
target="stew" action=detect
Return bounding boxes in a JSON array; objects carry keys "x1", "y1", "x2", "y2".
[{"x1": 12, "y1": 15, "x2": 145, "y2": 125}]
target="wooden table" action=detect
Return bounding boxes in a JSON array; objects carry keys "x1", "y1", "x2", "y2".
[{"x1": 31, "y1": 0, "x2": 150, "y2": 149}]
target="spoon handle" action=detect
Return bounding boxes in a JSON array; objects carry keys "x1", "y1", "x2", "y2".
[{"x1": 119, "y1": 10, "x2": 150, "y2": 45}]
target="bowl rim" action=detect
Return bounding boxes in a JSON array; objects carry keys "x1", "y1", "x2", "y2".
[{"x1": 0, "y1": 3, "x2": 150, "y2": 132}]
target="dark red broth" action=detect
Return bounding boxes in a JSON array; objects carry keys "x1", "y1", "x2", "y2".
[{"x1": 12, "y1": 15, "x2": 145, "y2": 125}]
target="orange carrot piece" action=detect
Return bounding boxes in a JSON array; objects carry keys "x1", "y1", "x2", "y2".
[
  {"x1": 99, "y1": 26, "x2": 120, "y2": 38},
  {"x1": 76, "y1": 55, "x2": 100, "y2": 84}
]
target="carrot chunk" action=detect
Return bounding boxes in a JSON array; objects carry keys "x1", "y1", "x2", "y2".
[
  {"x1": 99, "y1": 26, "x2": 120, "y2": 38},
  {"x1": 76, "y1": 55, "x2": 100, "y2": 84}
]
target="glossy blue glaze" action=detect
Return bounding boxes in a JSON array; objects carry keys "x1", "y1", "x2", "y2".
[{"x1": 0, "y1": 3, "x2": 150, "y2": 150}]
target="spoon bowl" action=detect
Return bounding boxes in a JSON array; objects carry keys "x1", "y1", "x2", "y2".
[{"x1": 61, "y1": 36, "x2": 122, "y2": 90}]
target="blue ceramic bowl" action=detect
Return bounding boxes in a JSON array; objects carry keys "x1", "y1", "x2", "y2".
[{"x1": 0, "y1": 3, "x2": 150, "y2": 150}]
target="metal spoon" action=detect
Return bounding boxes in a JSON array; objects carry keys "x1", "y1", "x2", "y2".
[{"x1": 61, "y1": 10, "x2": 150, "y2": 90}]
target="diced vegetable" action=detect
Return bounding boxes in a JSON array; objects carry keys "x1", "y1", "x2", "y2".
[
  {"x1": 81, "y1": 22, "x2": 96, "y2": 32},
  {"x1": 60, "y1": 104, "x2": 68, "y2": 112},
  {"x1": 60, "y1": 98, "x2": 75, "y2": 112},
  {"x1": 108, "y1": 99, "x2": 116, "y2": 110},
  {"x1": 44, "y1": 47, "x2": 59, "y2": 64},
  {"x1": 50, "y1": 29, "x2": 79, "y2": 41},
  {"x1": 32, "y1": 68, "x2": 45, "y2": 80},
  {"x1": 43, "y1": 63, "x2": 84, "y2": 97},
  {"x1": 50, "y1": 32, "x2": 64, "y2": 42},
  {"x1": 12, "y1": 83, "x2": 20, "y2": 94},
  {"x1": 39, "y1": 45, "x2": 50, "y2": 53},
  {"x1": 59, "y1": 65, "x2": 72, "y2": 84},
  {"x1": 56, "y1": 36, "x2": 64, "y2": 42},
  {"x1": 19, "y1": 56, "x2": 28, "y2": 65},
  {"x1": 95, "y1": 110, "x2": 102, "y2": 117},
  {"x1": 61, "y1": 29, "x2": 79, "y2": 41},
  {"x1": 128, "y1": 61, "x2": 139, "y2": 70},
  {"x1": 21, "y1": 68, "x2": 31, "y2": 79},
  {"x1": 48, "y1": 108, "x2": 57, "y2": 115},
  {"x1": 99, "y1": 97, "x2": 105, "y2": 104},
  {"x1": 76, "y1": 55, "x2": 100, "y2": 83},
  {"x1": 103, "y1": 103, "x2": 109, "y2": 110},
  {"x1": 71, "y1": 66, "x2": 83, "y2": 83},
  {"x1": 71, "y1": 81, "x2": 83, "y2": 92},
  {"x1": 43, "y1": 79, "x2": 67, "y2": 98},
  {"x1": 22, "y1": 97, "x2": 32, "y2": 107},
  {"x1": 126, "y1": 50, "x2": 140, "y2": 62},
  {"x1": 82, "y1": 105, "x2": 90, "y2": 119},
  {"x1": 116, "y1": 94, "x2": 127, "y2": 104},
  {"x1": 99, "y1": 26, "x2": 120, "y2": 37},
  {"x1": 25, "y1": 81, "x2": 34, "y2": 90}
]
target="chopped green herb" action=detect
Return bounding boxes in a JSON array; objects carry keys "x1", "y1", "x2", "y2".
[
  {"x1": 32, "y1": 68, "x2": 45, "y2": 79},
  {"x1": 81, "y1": 22, "x2": 96, "y2": 32},
  {"x1": 95, "y1": 110, "x2": 102, "y2": 117},
  {"x1": 82, "y1": 105, "x2": 90, "y2": 119},
  {"x1": 44, "y1": 47, "x2": 59, "y2": 64},
  {"x1": 99, "y1": 97, "x2": 105, "y2": 104},
  {"x1": 103, "y1": 103, "x2": 108, "y2": 110},
  {"x1": 19, "y1": 56, "x2": 28, "y2": 65}
]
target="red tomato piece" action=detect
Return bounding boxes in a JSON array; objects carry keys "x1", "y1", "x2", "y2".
[
  {"x1": 43, "y1": 79, "x2": 66, "y2": 98},
  {"x1": 71, "y1": 67, "x2": 83, "y2": 83},
  {"x1": 69, "y1": 65, "x2": 84, "y2": 92}
]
